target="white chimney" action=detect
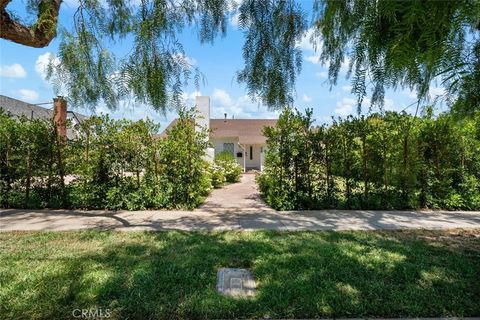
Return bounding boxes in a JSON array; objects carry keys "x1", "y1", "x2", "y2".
[
  {"x1": 195, "y1": 96, "x2": 214, "y2": 162},
  {"x1": 196, "y1": 96, "x2": 210, "y2": 131}
]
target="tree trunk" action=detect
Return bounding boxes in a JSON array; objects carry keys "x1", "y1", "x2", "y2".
[
  {"x1": 55, "y1": 131, "x2": 66, "y2": 207},
  {"x1": 25, "y1": 147, "x2": 32, "y2": 207},
  {"x1": 325, "y1": 138, "x2": 332, "y2": 204},
  {"x1": 401, "y1": 135, "x2": 409, "y2": 206},
  {"x1": 4, "y1": 142, "x2": 11, "y2": 207},
  {"x1": 0, "y1": 0, "x2": 62, "y2": 47},
  {"x1": 362, "y1": 134, "x2": 368, "y2": 207}
]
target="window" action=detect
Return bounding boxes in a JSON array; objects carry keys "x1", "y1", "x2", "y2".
[
  {"x1": 223, "y1": 143, "x2": 234, "y2": 156},
  {"x1": 249, "y1": 146, "x2": 253, "y2": 160}
]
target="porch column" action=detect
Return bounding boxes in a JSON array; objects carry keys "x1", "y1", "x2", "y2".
[
  {"x1": 260, "y1": 148, "x2": 264, "y2": 171},
  {"x1": 243, "y1": 144, "x2": 246, "y2": 173}
]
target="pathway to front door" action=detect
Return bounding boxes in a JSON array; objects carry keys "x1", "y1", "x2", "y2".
[{"x1": 197, "y1": 173, "x2": 273, "y2": 212}]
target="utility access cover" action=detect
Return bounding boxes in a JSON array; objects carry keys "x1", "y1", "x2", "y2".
[{"x1": 217, "y1": 268, "x2": 256, "y2": 297}]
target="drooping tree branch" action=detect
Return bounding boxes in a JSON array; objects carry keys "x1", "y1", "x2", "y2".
[{"x1": 0, "y1": 0, "x2": 62, "y2": 48}]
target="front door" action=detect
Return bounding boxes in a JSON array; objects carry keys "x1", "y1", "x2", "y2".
[{"x1": 245, "y1": 145, "x2": 261, "y2": 170}]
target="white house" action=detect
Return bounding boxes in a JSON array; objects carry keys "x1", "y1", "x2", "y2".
[{"x1": 162, "y1": 96, "x2": 277, "y2": 172}]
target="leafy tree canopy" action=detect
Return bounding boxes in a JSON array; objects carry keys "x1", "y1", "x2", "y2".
[{"x1": 1, "y1": 0, "x2": 479, "y2": 114}]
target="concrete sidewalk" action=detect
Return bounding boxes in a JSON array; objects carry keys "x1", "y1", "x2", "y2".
[
  {"x1": 1, "y1": 207, "x2": 480, "y2": 232},
  {"x1": 1, "y1": 174, "x2": 480, "y2": 231}
]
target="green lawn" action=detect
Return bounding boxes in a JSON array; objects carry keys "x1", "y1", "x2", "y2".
[{"x1": 1, "y1": 230, "x2": 479, "y2": 319}]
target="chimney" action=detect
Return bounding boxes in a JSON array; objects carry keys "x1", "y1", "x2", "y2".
[
  {"x1": 53, "y1": 96, "x2": 67, "y2": 140},
  {"x1": 224, "y1": 113, "x2": 227, "y2": 122},
  {"x1": 195, "y1": 96, "x2": 210, "y2": 131}
]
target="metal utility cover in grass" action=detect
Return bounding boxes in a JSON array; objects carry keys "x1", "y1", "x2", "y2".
[{"x1": 216, "y1": 268, "x2": 256, "y2": 297}]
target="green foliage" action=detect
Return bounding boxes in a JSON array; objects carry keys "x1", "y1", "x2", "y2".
[
  {"x1": 0, "y1": 109, "x2": 67, "y2": 208},
  {"x1": 214, "y1": 150, "x2": 235, "y2": 162},
  {"x1": 209, "y1": 164, "x2": 226, "y2": 188},
  {"x1": 6, "y1": 0, "x2": 308, "y2": 110},
  {"x1": 259, "y1": 108, "x2": 480, "y2": 210},
  {"x1": 237, "y1": 0, "x2": 307, "y2": 107},
  {"x1": 41, "y1": 0, "x2": 307, "y2": 111},
  {"x1": 315, "y1": 0, "x2": 480, "y2": 112},
  {"x1": 5, "y1": 1, "x2": 480, "y2": 113},
  {"x1": 0, "y1": 107, "x2": 216, "y2": 210},
  {"x1": 215, "y1": 151, "x2": 242, "y2": 183},
  {"x1": 159, "y1": 108, "x2": 212, "y2": 208}
]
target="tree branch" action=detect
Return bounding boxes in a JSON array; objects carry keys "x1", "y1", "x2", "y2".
[{"x1": 0, "y1": 0, "x2": 62, "y2": 48}]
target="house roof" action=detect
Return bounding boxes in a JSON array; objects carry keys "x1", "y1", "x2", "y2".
[
  {"x1": 159, "y1": 118, "x2": 277, "y2": 144},
  {"x1": 0, "y1": 94, "x2": 53, "y2": 120},
  {"x1": 0, "y1": 94, "x2": 88, "y2": 140},
  {"x1": 211, "y1": 119, "x2": 277, "y2": 144}
]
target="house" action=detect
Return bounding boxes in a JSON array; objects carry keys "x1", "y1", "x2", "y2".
[
  {"x1": 0, "y1": 94, "x2": 87, "y2": 140},
  {"x1": 162, "y1": 96, "x2": 277, "y2": 171}
]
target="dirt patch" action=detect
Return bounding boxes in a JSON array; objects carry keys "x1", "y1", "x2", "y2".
[{"x1": 378, "y1": 228, "x2": 480, "y2": 253}]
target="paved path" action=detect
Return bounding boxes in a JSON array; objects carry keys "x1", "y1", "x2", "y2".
[{"x1": 1, "y1": 174, "x2": 480, "y2": 232}]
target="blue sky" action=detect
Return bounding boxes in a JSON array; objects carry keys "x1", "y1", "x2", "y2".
[{"x1": 0, "y1": 0, "x2": 448, "y2": 130}]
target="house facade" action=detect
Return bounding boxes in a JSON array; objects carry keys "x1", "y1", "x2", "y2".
[
  {"x1": 162, "y1": 96, "x2": 277, "y2": 172},
  {"x1": 210, "y1": 119, "x2": 276, "y2": 171}
]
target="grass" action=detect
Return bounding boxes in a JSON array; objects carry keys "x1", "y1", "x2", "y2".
[{"x1": 0, "y1": 229, "x2": 479, "y2": 319}]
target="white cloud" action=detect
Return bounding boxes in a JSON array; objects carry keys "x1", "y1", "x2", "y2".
[
  {"x1": 173, "y1": 53, "x2": 196, "y2": 66},
  {"x1": 19, "y1": 89, "x2": 39, "y2": 102},
  {"x1": 92, "y1": 100, "x2": 173, "y2": 131},
  {"x1": 402, "y1": 88, "x2": 417, "y2": 99},
  {"x1": 230, "y1": 11, "x2": 240, "y2": 28},
  {"x1": 181, "y1": 90, "x2": 202, "y2": 106},
  {"x1": 335, "y1": 97, "x2": 356, "y2": 116},
  {"x1": 35, "y1": 52, "x2": 60, "y2": 80},
  {"x1": 306, "y1": 55, "x2": 350, "y2": 75},
  {"x1": 229, "y1": 0, "x2": 246, "y2": 28},
  {"x1": 340, "y1": 57, "x2": 351, "y2": 73},
  {"x1": 383, "y1": 98, "x2": 396, "y2": 111},
  {"x1": 209, "y1": 89, "x2": 279, "y2": 119},
  {"x1": 305, "y1": 54, "x2": 321, "y2": 65},
  {"x1": 341, "y1": 85, "x2": 352, "y2": 93},
  {"x1": 212, "y1": 88, "x2": 232, "y2": 105},
  {"x1": 185, "y1": 56, "x2": 197, "y2": 66},
  {"x1": 297, "y1": 28, "x2": 321, "y2": 52},
  {"x1": 302, "y1": 93, "x2": 312, "y2": 102},
  {"x1": 316, "y1": 71, "x2": 328, "y2": 78},
  {"x1": 429, "y1": 86, "x2": 445, "y2": 97},
  {"x1": 0, "y1": 63, "x2": 26, "y2": 78}
]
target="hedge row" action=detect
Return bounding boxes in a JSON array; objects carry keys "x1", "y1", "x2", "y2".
[
  {"x1": 258, "y1": 108, "x2": 480, "y2": 210},
  {"x1": 0, "y1": 108, "x2": 240, "y2": 210}
]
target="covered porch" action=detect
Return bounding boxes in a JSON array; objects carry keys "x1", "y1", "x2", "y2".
[{"x1": 237, "y1": 135, "x2": 267, "y2": 172}]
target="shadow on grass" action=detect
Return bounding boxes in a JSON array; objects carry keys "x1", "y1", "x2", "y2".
[{"x1": 0, "y1": 230, "x2": 479, "y2": 319}]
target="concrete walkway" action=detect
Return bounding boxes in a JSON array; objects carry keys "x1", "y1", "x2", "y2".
[{"x1": 1, "y1": 174, "x2": 480, "y2": 232}]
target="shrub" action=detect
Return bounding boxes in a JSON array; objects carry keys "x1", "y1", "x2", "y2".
[
  {"x1": 259, "y1": 107, "x2": 480, "y2": 211},
  {"x1": 209, "y1": 164, "x2": 226, "y2": 188},
  {"x1": 0, "y1": 107, "x2": 215, "y2": 210},
  {"x1": 215, "y1": 151, "x2": 242, "y2": 183}
]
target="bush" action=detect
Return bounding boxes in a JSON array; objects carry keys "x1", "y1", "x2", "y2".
[
  {"x1": 259, "y1": 107, "x2": 480, "y2": 211},
  {"x1": 0, "y1": 107, "x2": 216, "y2": 210},
  {"x1": 209, "y1": 164, "x2": 226, "y2": 188},
  {"x1": 215, "y1": 151, "x2": 242, "y2": 183}
]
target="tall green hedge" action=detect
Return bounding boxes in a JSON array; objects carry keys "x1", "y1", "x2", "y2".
[
  {"x1": 258, "y1": 108, "x2": 480, "y2": 210},
  {"x1": 0, "y1": 108, "x2": 213, "y2": 210}
]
